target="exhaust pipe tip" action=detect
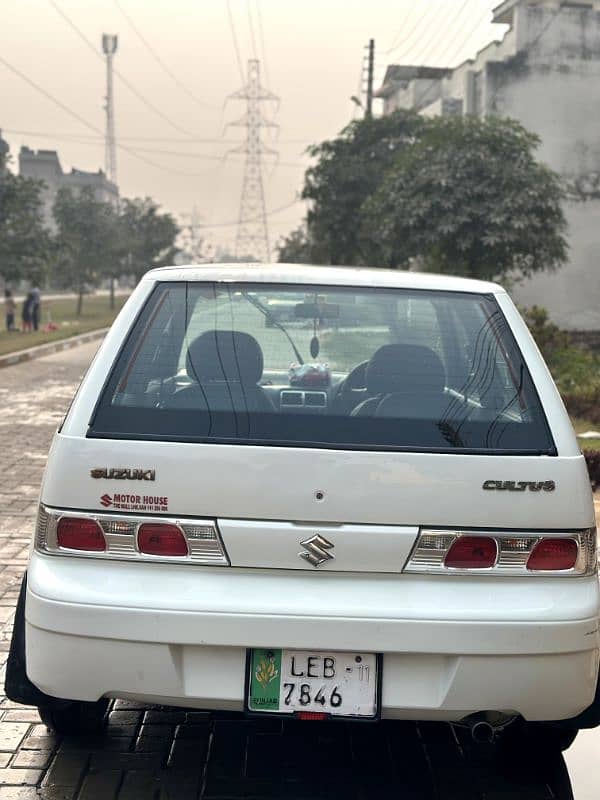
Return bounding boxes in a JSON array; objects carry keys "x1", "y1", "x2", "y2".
[{"x1": 470, "y1": 720, "x2": 495, "y2": 744}]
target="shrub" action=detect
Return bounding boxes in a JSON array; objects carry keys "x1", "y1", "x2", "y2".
[
  {"x1": 562, "y1": 385, "x2": 600, "y2": 428},
  {"x1": 585, "y1": 450, "x2": 600, "y2": 492}
]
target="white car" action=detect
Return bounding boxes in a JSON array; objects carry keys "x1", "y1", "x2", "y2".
[{"x1": 6, "y1": 264, "x2": 599, "y2": 749}]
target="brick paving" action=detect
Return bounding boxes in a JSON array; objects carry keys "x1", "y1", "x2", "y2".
[{"x1": 0, "y1": 341, "x2": 596, "y2": 799}]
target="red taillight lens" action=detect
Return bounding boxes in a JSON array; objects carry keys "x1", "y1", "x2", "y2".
[
  {"x1": 138, "y1": 523, "x2": 188, "y2": 557},
  {"x1": 527, "y1": 538, "x2": 578, "y2": 571},
  {"x1": 444, "y1": 536, "x2": 497, "y2": 569},
  {"x1": 57, "y1": 517, "x2": 106, "y2": 552}
]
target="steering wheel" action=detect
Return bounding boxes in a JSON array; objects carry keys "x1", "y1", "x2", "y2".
[{"x1": 331, "y1": 360, "x2": 370, "y2": 415}]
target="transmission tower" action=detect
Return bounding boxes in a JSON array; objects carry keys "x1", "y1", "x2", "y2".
[
  {"x1": 227, "y1": 59, "x2": 278, "y2": 262},
  {"x1": 102, "y1": 33, "x2": 118, "y2": 186}
]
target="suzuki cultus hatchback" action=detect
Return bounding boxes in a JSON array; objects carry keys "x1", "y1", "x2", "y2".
[{"x1": 6, "y1": 264, "x2": 599, "y2": 749}]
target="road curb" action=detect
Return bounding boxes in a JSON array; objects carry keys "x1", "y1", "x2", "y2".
[{"x1": 0, "y1": 327, "x2": 108, "y2": 369}]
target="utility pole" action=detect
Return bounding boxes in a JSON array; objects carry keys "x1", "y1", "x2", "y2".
[
  {"x1": 366, "y1": 38, "x2": 375, "y2": 118},
  {"x1": 102, "y1": 34, "x2": 118, "y2": 186},
  {"x1": 227, "y1": 59, "x2": 278, "y2": 263}
]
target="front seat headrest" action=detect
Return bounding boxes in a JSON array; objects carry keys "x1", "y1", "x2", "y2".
[
  {"x1": 366, "y1": 344, "x2": 446, "y2": 395},
  {"x1": 187, "y1": 330, "x2": 264, "y2": 385}
]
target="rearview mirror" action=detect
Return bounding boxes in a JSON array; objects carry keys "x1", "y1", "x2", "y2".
[{"x1": 294, "y1": 302, "x2": 340, "y2": 319}]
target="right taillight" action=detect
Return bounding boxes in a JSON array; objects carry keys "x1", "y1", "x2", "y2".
[
  {"x1": 138, "y1": 523, "x2": 188, "y2": 557},
  {"x1": 527, "y1": 538, "x2": 578, "y2": 571},
  {"x1": 405, "y1": 528, "x2": 596, "y2": 576}
]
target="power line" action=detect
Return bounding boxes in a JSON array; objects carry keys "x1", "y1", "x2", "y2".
[
  {"x1": 254, "y1": 0, "x2": 270, "y2": 89},
  {"x1": 113, "y1": 0, "x2": 217, "y2": 110},
  {"x1": 411, "y1": 3, "x2": 495, "y2": 108},
  {"x1": 247, "y1": 0, "x2": 259, "y2": 61},
  {"x1": 0, "y1": 53, "x2": 213, "y2": 178},
  {"x1": 383, "y1": 2, "x2": 439, "y2": 57},
  {"x1": 384, "y1": 5, "x2": 421, "y2": 55},
  {"x1": 403, "y1": 0, "x2": 473, "y2": 65},
  {"x1": 436, "y1": 3, "x2": 494, "y2": 67},
  {"x1": 47, "y1": 0, "x2": 200, "y2": 137},
  {"x1": 2, "y1": 128, "x2": 310, "y2": 145},
  {"x1": 226, "y1": 0, "x2": 246, "y2": 84},
  {"x1": 185, "y1": 197, "x2": 301, "y2": 229}
]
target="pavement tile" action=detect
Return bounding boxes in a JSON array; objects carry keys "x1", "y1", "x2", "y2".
[
  {"x1": 0, "y1": 712, "x2": 39, "y2": 725},
  {"x1": 78, "y1": 770, "x2": 122, "y2": 800},
  {"x1": 0, "y1": 788, "x2": 40, "y2": 800},
  {"x1": 42, "y1": 751, "x2": 89, "y2": 788},
  {"x1": 0, "y1": 726, "x2": 30, "y2": 753},
  {"x1": 89, "y1": 752, "x2": 158, "y2": 772},
  {"x1": 0, "y1": 768, "x2": 43, "y2": 786},
  {"x1": 118, "y1": 770, "x2": 161, "y2": 800},
  {"x1": 11, "y1": 750, "x2": 51, "y2": 769}
]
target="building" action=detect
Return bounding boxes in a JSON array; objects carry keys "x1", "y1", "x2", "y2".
[
  {"x1": 18, "y1": 147, "x2": 118, "y2": 230},
  {"x1": 376, "y1": 0, "x2": 600, "y2": 331}
]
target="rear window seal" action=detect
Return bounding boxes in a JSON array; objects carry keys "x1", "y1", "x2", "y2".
[{"x1": 86, "y1": 429, "x2": 557, "y2": 457}]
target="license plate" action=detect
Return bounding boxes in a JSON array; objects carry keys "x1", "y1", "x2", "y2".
[{"x1": 247, "y1": 649, "x2": 378, "y2": 718}]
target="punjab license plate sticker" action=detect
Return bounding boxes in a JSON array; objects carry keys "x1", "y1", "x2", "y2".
[{"x1": 248, "y1": 649, "x2": 378, "y2": 717}]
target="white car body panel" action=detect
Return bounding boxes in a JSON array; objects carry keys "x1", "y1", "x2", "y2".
[{"x1": 25, "y1": 264, "x2": 599, "y2": 723}]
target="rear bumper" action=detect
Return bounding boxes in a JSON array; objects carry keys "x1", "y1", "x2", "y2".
[{"x1": 25, "y1": 554, "x2": 600, "y2": 722}]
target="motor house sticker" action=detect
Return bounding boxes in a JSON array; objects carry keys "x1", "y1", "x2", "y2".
[
  {"x1": 91, "y1": 467, "x2": 167, "y2": 512},
  {"x1": 100, "y1": 493, "x2": 169, "y2": 512}
]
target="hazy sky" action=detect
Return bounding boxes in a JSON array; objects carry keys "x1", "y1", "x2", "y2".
[{"x1": 1, "y1": 0, "x2": 507, "y2": 254}]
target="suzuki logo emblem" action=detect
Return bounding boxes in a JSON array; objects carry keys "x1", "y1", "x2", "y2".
[{"x1": 299, "y1": 534, "x2": 335, "y2": 568}]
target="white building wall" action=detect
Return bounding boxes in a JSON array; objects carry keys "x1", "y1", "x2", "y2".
[{"x1": 378, "y1": 0, "x2": 600, "y2": 329}]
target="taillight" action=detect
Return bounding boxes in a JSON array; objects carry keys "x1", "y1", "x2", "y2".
[
  {"x1": 57, "y1": 517, "x2": 106, "y2": 552},
  {"x1": 405, "y1": 528, "x2": 596, "y2": 577},
  {"x1": 35, "y1": 506, "x2": 229, "y2": 565},
  {"x1": 138, "y1": 523, "x2": 188, "y2": 557},
  {"x1": 527, "y1": 538, "x2": 578, "y2": 571},
  {"x1": 444, "y1": 536, "x2": 497, "y2": 569}
]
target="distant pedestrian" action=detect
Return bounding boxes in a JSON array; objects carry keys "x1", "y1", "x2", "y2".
[
  {"x1": 31, "y1": 286, "x2": 41, "y2": 331},
  {"x1": 4, "y1": 289, "x2": 16, "y2": 331},
  {"x1": 21, "y1": 291, "x2": 34, "y2": 333}
]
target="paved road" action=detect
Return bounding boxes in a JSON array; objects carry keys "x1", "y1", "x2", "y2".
[{"x1": 0, "y1": 341, "x2": 598, "y2": 799}]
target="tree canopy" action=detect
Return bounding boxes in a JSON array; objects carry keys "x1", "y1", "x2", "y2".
[
  {"x1": 279, "y1": 114, "x2": 568, "y2": 284},
  {"x1": 52, "y1": 187, "x2": 117, "y2": 313},
  {"x1": 299, "y1": 111, "x2": 425, "y2": 265},
  {"x1": 0, "y1": 159, "x2": 51, "y2": 285},
  {"x1": 363, "y1": 116, "x2": 568, "y2": 279},
  {"x1": 117, "y1": 197, "x2": 179, "y2": 281}
]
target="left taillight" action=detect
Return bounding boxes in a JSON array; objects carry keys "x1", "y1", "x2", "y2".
[
  {"x1": 57, "y1": 517, "x2": 106, "y2": 552},
  {"x1": 34, "y1": 505, "x2": 229, "y2": 566}
]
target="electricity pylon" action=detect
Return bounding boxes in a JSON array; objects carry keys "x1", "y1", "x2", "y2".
[
  {"x1": 227, "y1": 59, "x2": 278, "y2": 262},
  {"x1": 102, "y1": 33, "x2": 118, "y2": 186}
]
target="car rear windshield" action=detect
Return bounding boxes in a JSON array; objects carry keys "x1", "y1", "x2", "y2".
[{"x1": 89, "y1": 281, "x2": 554, "y2": 454}]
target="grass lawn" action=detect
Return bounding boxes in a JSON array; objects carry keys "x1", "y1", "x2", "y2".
[
  {"x1": 572, "y1": 416, "x2": 600, "y2": 452},
  {"x1": 0, "y1": 294, "x2": 128, "y2": 358}
]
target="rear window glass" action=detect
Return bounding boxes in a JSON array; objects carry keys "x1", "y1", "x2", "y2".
[{"x1": 89, "y1": 282, "x2": 554, "y2": 454}]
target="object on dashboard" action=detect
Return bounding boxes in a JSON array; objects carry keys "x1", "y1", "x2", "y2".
[{"x1": 289, "y1": 362, "x2": 331, "y2": 387}]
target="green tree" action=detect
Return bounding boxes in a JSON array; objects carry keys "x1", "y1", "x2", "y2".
[
  {"x1": 0, "y1": 159, "x2": 51, "y2": 286},
  {"x1": 299, "y1": 110, "x2": 425, "y2": 265},
  {"x1": 118, "y1": 198, "x2": 179, "y2": 282},
  {"x1": 277, "y1": 225, "x2": 315, "y2": 264},
  {"x1": 53, "y1": 187, "x2": 118, "y2": 315},
  {"x1": 362, "y1": 116, "x2": 568, "y2": 280}
]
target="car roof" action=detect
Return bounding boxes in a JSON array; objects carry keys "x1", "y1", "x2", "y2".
[{"x1": 143, "y1": 263, "x2": 505, "y2": 295}]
